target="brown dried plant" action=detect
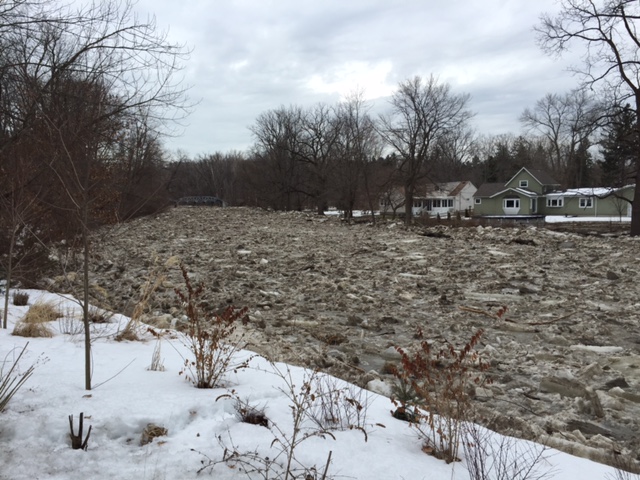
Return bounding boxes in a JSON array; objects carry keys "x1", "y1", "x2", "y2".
[
  {"x1": 12, "y1": 301, "x2": 60, "y2": 338},
  {"x1": 117, "y1": 256, "x2": 178, "y2": 341},
  {"x1": 392, "y1": 327, "x2": 488, "y2": 463},
  {"x1": 175, "y1": 264, "x2": 249, "y2": 389}
]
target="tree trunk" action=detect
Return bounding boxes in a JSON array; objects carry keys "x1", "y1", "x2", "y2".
[
  {"x1": 631, "y1": 95, "x2": 640, "y2": 237},
  {"x1": 362, "y1": 165, "x2": 377, "y2": 225},
  {"x1": 404, "y1": 185, "x2": 414, "y2": 225},
  {"x1": 630, "y1": 164, "x2": 640, "y2": 237},
  {"x1": 2, "y1": 227, "x2": 15, "y2": 329},
  {"x1": 82, "y1": 195, "x2": 92, "y2": 390}
]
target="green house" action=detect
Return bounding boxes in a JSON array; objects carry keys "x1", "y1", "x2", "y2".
[
  {"x1": 545, "y1": 186, "x2": 634, "y2": 218},
  {"x1": 473, "y1": 168, "x2": 560, "y2": 217},
  {"x1": 473, "y1": 167, "x2": 635, "y2": 218}
]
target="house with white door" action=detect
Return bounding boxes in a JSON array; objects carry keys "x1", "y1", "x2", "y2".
[{"x1": 473, "y1": 167, "x2": 634, "y2": 218}]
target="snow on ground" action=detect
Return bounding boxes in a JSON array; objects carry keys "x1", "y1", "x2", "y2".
[
  {"x1": 325, "y1": 209, "x2": 632, "y2": 224},
  {"x1": 545, "y1": 215, "x2": 631, "y2": 223},
  {"x1": 0, "y1": 289, "x2": 627, "y2": 479}
]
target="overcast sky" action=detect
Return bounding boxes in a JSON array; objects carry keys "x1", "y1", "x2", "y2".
[{"x1": 134, "y1": 0, "x2": 581, "y2": 158}]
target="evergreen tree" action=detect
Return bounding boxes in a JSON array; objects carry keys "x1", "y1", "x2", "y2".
[{"x1": 599, "y1": 106, "x2": 638, "y2": 187}]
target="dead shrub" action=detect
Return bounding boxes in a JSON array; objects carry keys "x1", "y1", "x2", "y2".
[
  {"x1": 12, "y1": 301, "x2": 60, "y2": 338},
  {"x1": 463, "y1": 420, "x2": 556, "y2": 480},
  {"x1": 1, "y1": 343, "x2": 35, "y2": 412},
  {"x1": 58, "y1": 316, "x2": 83, "y2": 336},
  {"x1": 233, "y1": 398, "x2": 269, "y2": 428},
  {"x1": 392, "y1": 327, "x2": 488, "y2": 463},
  {"x1": 12, "y1": 291, "x2": 29, "y2": 306},
  {"x1": 209, "y1": 365, "x2": 338, "y2": 480},
  {"x1": 88, "y1": 306, "x2": 113, "y2": 324},
  {"x1": 175, "y1": 264, "x2": 249, "y2": 389},
  {"x1": 307, "y1": 373, "x2": 372, "y2": 436}
]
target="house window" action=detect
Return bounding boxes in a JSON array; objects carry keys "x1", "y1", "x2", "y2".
[
  {"x1": 519, "y1": 180, "x2": 528, "y2": 188},
  {"x1": 475, "y1": 198, "x2": 482, "y2": 205},
  {"x1": 431, "y1": 198, "x2": 454, "y2": 208},
  {"x1": 413, "y1": 200, "x2": 422, "y2": 208},
  {"x1": 579, "y1": 197, "x2": 593, "y2": 208},
  {"x1": 547, "y1": 197, "x2": 564, "y2": 208},
  {"x1": 504, "y1": 198, "x2": 520, "y2": 209}
]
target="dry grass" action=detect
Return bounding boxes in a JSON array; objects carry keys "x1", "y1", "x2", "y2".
[
  {"x1": 116, "y1": 255, "x2": 179, "y2": 341},
  {"x1": 12, "y1": 301, "x2": 60, "y2": 338},
  {"x1": 23, "y1": 301, "x2": 61, "y2": 322}
]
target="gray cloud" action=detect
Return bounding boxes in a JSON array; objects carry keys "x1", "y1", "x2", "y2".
[{"x1": 136, "y1": 0, "x2": 585, "y2": 157}]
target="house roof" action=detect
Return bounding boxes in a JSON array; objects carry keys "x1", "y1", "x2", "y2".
[
  {"x1": 508, "y1": 188, "x2": 539, "y2": 198},
  {"x1": 449, "y1": 180, "x2": 475, "y2": 196},
  {"x1": 506, "y1": 167, "x2": 560, "y2": 187},
  {"x1": 490, "y1": 187, "x2": 538, "y2": 199},
  {"x1": 475, "y1": 184, "x2": 539, "y2": 199},
  {"x1": 474, "y1": 183, "x2": 504, "y2": 197},
  {"x1": 422, "y1": 181, "x2": 476, "y2": 197}
]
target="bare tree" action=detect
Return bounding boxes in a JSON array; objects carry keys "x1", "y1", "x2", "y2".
[
  {"x1": 0, "y1": 0, "x2": 190, "y2": 390},
  {"x1": 599, "y1": 103, "x2": 639, "y2": 187},
  {"x1": 431, "y1": 123, "x2": 476, "y2": 182},
  {"x1": 378, "y1": 76, "x2": 473, "y2": 225},
  {"x1": 0, "y1": 156, "x2": 44, "y2": 329},
  {"x1": 333, "y1": 91, "x2": 382, "y2": 221},
  {"x1": 520, "y1": 89, "x2": 602, "y2": 187},
  {"x1": 297, "y1": 103, "x2": 342, "y2": 214},
  {"x1": 194, "y1": 151, "x2": 244, "y2": 204},
  {"x1": 249, "y1": 106, "x2": 308, "y2": 210},
  {"x1": 113, "y1": 112, "x2": 170, "y2": 219},
  {"x1": 537, "y1": 0, "x2": 640, "y2": 235}
]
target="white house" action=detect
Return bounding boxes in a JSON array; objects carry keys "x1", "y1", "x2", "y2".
[{"x1": 380, "y1": 181, "x2": 477, "y2": 217}]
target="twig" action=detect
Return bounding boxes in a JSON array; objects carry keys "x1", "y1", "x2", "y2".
[
  {"x1": 92, "y1": 358, "x2": 136, "y2": 390},
  {"x1": 320, "y1": 450, "x2": 332, "y2": 480}
]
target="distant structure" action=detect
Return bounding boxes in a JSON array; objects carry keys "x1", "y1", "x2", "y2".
[
  {"x1": 474, "y1": 167, "x2": 634, "y2": 218},
  {"x1": 379, "y1": 180, "x2": 477, "y2": 217},
  {"x1": 175, "y1": 196, "x2": 226, "y2": 207}
]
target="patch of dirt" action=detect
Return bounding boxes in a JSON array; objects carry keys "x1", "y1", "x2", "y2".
[{"x1": 53, "y1": 207, "x2": 640, "y2": 464}]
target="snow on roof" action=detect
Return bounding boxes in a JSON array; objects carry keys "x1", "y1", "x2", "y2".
[
  {"x1": 485, "y1": 187, "x2": 538, "y2": 198},
  {"x1": 548, "y1": 185, "x2": 634, "y2": 197},
  {"x1": 512, "y1": 187, "x2": 539, "y2": 197}
]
